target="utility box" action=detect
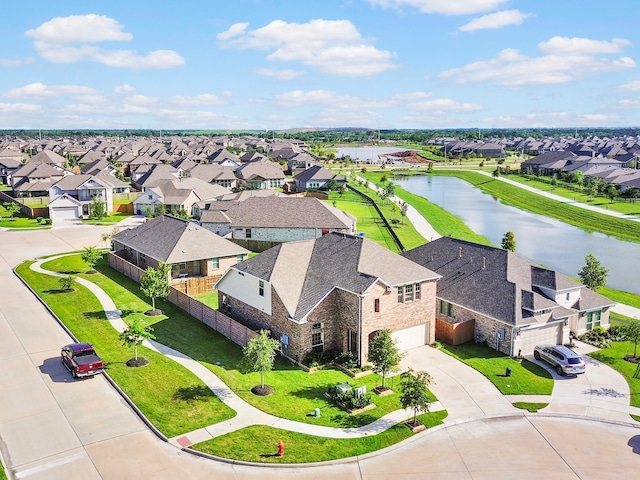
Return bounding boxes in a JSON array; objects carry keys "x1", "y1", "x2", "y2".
[
  {"x1": 505, "y1": 367, "x2": 512, "y2": 377},
  {"x1": 335, "y1": 383, "x2": 352, "y2": 395}
]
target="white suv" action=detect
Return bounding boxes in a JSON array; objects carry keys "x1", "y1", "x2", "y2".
[{"x1": 533, "y1": 345, "x2": 586, "y2": 375}]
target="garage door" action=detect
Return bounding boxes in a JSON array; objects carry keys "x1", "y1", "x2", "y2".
[
  {"x1": 392, "y1": 323, "x2": 429, "y2": 352},
  {"x1": 51, "y1": 207, "x2": 79, "y2": 225},
  {"x1": 517, "y1": 323, "x2": 562, "y2": 354}
]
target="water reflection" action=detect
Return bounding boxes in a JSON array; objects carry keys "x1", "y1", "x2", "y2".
[{"x1": 397, "y1": 175, "x2": 639, "y2": 295}]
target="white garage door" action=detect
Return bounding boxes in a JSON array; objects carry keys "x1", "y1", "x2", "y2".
[
  {"x1": 518, "y1": 324, "x2": 562, "y2": 354},
  {"x1": 51, "y1": 207, "x2": 79, "y2": 225},
  {"x1": 392, "y1": 323, "x2": 429, "y2": 352}
]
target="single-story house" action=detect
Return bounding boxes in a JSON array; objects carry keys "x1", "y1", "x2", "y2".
[
  {"x1": 215, "y1": 232, "x2": 441, "y2": 365},
  {"x1": 402, "y1": 237, "x2": 615, "y2": 355},
  {"x1": 112, "y1": 215, "x2": 249, "y2": 281},
  {"x1": 293, "y1": 165, "x2": 346, "y2": 191}
]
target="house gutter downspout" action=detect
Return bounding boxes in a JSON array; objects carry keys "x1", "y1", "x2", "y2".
[{"x1": 358, "y1": 294, "x2": 363, "y2": 366}]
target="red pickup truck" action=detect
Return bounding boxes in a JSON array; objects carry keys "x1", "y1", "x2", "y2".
[{"x1": 61, "y1": 343, "x2": 104, "y2": 378}]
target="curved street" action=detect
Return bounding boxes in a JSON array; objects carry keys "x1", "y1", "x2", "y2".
[{"x1": 1, "y1": 206, "x2": 640, "y2": 477}]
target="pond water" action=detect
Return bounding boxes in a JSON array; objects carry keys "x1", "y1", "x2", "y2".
[{"x1": 396, "y1": 175, "x2": 639, "y2": 295}]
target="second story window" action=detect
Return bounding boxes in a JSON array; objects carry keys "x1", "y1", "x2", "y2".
[
  {"x1": 259, "y1": 280, "x2": 264, "y2": 297},
  {"x1": 374, "y1": 298, "x2": 380, "y2": 312},
  {"x1": 211, "y1": 257, "x2": 219, "y2": 269}
]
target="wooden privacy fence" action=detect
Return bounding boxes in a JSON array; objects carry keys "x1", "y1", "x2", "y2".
[{"x1": 108, "y1": 252, "x2": 257, "y2": 348}]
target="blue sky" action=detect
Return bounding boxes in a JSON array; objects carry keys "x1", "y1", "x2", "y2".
[{"x1": 1, "y1": 0, "x2": 639, "y2": 130}]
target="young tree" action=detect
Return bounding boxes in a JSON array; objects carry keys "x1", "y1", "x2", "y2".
[
  {"x1": 606, "y1": 184, "x2": 618, "y2": 203},
  {"x1": 3, "y1": 201, "x2": 21, "y2": 220},
  {"x1": 578, "y1": 253, "x2": 608, "y2": 291},
  {"x1": 368, "y1": 329, "x2": 403, "y2": 390},
  {"x1": 59, "y1": 275, "x2": 74, "y2": 292},
  {"x1": 81, "y1": 246, "x2": 103, "y2": 273},
  {"x1": 119, "y1": 318, "x2": 155, "y2": 363},
  {"x1": 623, "y1": 318, "x2": 640, "y2": 358},
  {"x1": 140, "y1": 261, "x2": 171, "y2": 313},
  {"x1": 501, "y1": 231, "x2": 516, "y2": 252},
  {"x1": 90, "y1": 196, "x2": 105, "y2": 219},
  {"x1": 243, "y1": 329, "x2": 281, "y2": 391},
  {"x1": 400, "y1": 368, "x2": 432, "y2": 427},
  {"x1": 400, "y1": 201, "x2": 408, "y2": 224}
]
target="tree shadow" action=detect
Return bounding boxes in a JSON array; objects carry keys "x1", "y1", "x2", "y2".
[
  {"x1": 83, "y1": 311, "x2": 108, "y2": 320},
  {"x1": 173, "y1": 385, "x2": 218, "y2": 403},
  {"x1": 628, "y1": 435, "x2": 640, "y2": 454}
]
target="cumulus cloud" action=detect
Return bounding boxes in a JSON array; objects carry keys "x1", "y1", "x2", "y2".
[
  {"x1": 0, "y1": 57, "x2": 35, "y2": 67},
  {"x1": 255, "y1": 68, "x2": 304, "y2": 80},
  {"x1": 617, "y1": 80, "x2": 640, "y2": 92},
  {"x1": 458, "y1": 10, "x2": 532, "y2": 32},
  {"x1": 0, "y1": 102, "x2": 42, "y2": 113},
  {"x1": 169, "y1": 94, "x2": 229, "y2": 106},
  {"x1": 4, "y1": 83, "x2": 99, "y2": 99},
  {"x1": 218, "y1": 19, "x2": 397, "y2": 77},
  {"x1": 115, "y1": 84, "x2": 136, "y2": 94},
  {"x1": 25, "y1": 14, "x2": 184, "y2": 69},
  {"x1": 406, "y1": 98, "x2": 483, "y2": 113},
  {"x1": 366, "y1": 0, "x2": 508, "y2": 15},
  {"x1": 440, "y1": 37, "x2": 635, "y2": 86},
  {"x1": 483, "y1": 111, "x2": 618, "y2": 128}
]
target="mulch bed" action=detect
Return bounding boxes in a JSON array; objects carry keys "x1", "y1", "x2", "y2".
[
  {"x1": 624, "y1": 355, "x2": 640, "y2": 364},
  {"x1": 144, "y1": 309, "x2": 163, "y2": 316},
  {"x1": 252, "y1": 385, "x2": 275, "y2": 396},
  {"x1": 126, "y1": 357, "x2": 149, "y2": 367}
]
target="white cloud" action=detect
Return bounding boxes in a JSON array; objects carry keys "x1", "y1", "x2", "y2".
[
  {"x1": 123, "y1": 95, "x2": 159, "y2": 105},
  {"x1": 255, "y1": 68, "x2": 304, "y2": 80},
  {"x1": 458, "y1": 10, "x2": 532, "y2": 32},
  {"x1": 169, "y1": 94, "x2": 228, "y2": 106},
  {"x1": 218, "y1": 19, "x2": 397, "y2": 77},
  {"x1": 217, "y1": 22, "x2": 249, "y2": 41},
  {"x1": 406, "y1": 98, "x2": 483, "y2": 113},
  {"x1": 25, "y1": 14, "x2": 184, "y2": 69},
  {"x1": 25, "y1": 14, "x2": 133, "y2": 43},
  {"x1": 440, "y1": 37, "x2": 635, "y2": 86},
  {"x1": 115, "y1": 84, "x2": 136, "y2": 94},
  {"x1": 366, "y1": 0, "x2": 508, "y2": 15},
  {"x1": 0, "y1": 57, "x2": 35, "y2": 67},
  {"x1": 539, "y1": 37, "x2": 630, "y2": 55},
  {"x1": 617, "y1": 80, "x2": 640, "y2": 92},
  {"x1": 483, "y1": 111, "x2": 619, "y2": 128},
  {"x1": 0, "y1": 103, "x2": 42, "y2": 113},
  {"x1": 4, "y1": 83, "x2": 99, "y2": 99}
]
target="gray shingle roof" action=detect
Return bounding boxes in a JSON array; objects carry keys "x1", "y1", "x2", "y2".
[
  {"x1": 112, "y1": 215, "x2": 248, "y2": 263},
  {"x1": 232, "y1": 232, "x2": 439, "y2": 320}
]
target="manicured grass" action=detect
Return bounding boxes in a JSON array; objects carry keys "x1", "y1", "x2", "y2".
[
  {"x1": 599, "y1": 286, "x2": 640, "y2": 311},
  {"x1": 513, "y1": 402, "x2": 548, "y2": 412},
  {"x1": 82, "y1": 212, "x2": 132, "y2": 225},
  {"x1": 15, "y1": 260, "x2": 236, "y2": 438},
  {"x1": 441, "y1": 342, "x2": 554, "y2": 395},
  {"x1": 358, "y1": 171, "x2": 491, "y2": 245},
  {"x1": 37, "y1": 255, "x2": 437, "y2": 428},
  {"x1": 0, "y1": 203, "x2": 49, "y2": 229},
  {"x1": 193, "y1": 291, "x2": 219, "y2": 309},
  {"x1": 0, "y1": 461, "x2": 6, "y2": 480},
  {"x1": 192, "y1": 410, "x2": 448, "y2": 463},
  {"x1": 326, "y1": 189, "x2": 426, "y2": 252},
  {"x1": 588, "y1": 341, "x2": 640, "y2": 408}
]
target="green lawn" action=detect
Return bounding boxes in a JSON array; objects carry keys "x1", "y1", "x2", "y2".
[
  {"x1": 589, "y1": 341, "x2": 640, "y2": 408},
  {"x1": 34, "y1": 254, "x2": 439, "y2": 429},
  {"x1": 16, "y1": 259, "x2": 236, "y2": 438},
  {"x1": 193, "y1": 291, "x2": 219, "y2": 309},
  {"x1": 440, "y1": 343, "x2": 554, "y2": 395},
  {"x1": 192, "y1": 411, "x2": 448, "y2": 463},
  {"x1": 0, "y1": 203, "x2": 49, "y2": 229},
  {"x1": 82, "y1": 212, "x2": 132, "y2": 225},
  {"x1": 512, "y1": 402, "x2": 548, "y2": 413}
]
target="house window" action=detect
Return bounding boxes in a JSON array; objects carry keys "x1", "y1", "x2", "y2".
[
  {"x1": 397, "y1": 283, "x2": 420, "y2": 303},
  {"x1": 566, "y1": 293, "x2": 570, "y2": 301},
  {"x1": 179, "y1": 263, "x2": 186, "y2": 270},
  {"x1": 405, "y1": 284, "x2": 414, "y2": 302},
  {"x1": 259, "y1": 280, "x2": 265, "y2": 297},
  {"x1": 246, "y1": 228, "x2": 252, "y2": 239},
  {"x1": 236, "y1": 254, "x2": 244, "y2": 262},
  {"x1": 586, "y1": 310, "x2": 601, "y2": 330},
  {"x1": 211, "y1": 257, "x2": 219, "y2": 269},
  {"x1": 348, "y1": 329, "x2": 357, "y2": 353},
  {"x1": 140, "y1": 254, "x2": 146, "y2": 264},
  {"x1": 311, "y1": 331, "x2": 324, "y2": 351},
  {"x1": 439, "y1": 300, "x2": 454, "y2": 318},
  {"x1": 374, "y1": 298, "x2": 380, "y2": 312}
]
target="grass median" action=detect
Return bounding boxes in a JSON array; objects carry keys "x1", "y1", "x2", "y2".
[{"x1": 589, "y1": 341, "x2": 640, "y2": 408}]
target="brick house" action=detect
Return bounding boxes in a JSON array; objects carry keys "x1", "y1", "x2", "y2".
[
  {"x1": 112, "y1": 215, "x2": 249, "y2": 281},
  {"x1": 214, "y1": 232, "x2": 441, "y2": 365},
  {"x1": 403, "y1": 237, "x2": 615, "y2": 355}
]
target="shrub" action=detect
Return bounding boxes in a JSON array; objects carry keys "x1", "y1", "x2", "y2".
[
  {"x1": 335, "y1": 351, "x2": 358, "y2": 370},
  {"x1": 579, "y1": 329, "x2": 611, "y2": 349},
  {"x1": 330, "y1": 388, "x2": 372, "y2": 411},
  {"x1": 44, "y1": 218, "x2": 52, "y2": 225},
  {"x1": 36, "y1": 216, "x2": 43, "y2": 223},
  {"x1": 302, "y1": 348, "x2": 341, "y2": 368}
]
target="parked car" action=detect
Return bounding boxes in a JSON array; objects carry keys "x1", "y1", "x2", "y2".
[
  {"x1": 533, "y1": 345, "x2": 585, "y2": 375},
  {"x1": 61, "y1": 342, "x2": 104, "y2": 378}
]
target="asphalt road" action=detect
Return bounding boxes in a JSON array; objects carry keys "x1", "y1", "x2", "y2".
[{"x1": 1, "y1": 224, "x2": 640, "y2": 479}]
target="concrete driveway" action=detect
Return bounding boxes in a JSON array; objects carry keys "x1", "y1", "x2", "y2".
[{"x1": 1, "y1": 224, "x2": 640, "y2": 478}]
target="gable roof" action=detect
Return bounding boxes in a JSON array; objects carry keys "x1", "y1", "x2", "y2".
[
  {"x1": 112, "y1": 215, "x2": 248, "y2": 263},
  {"x1": 402, "y1": 237, "x2": 613, "y2": 327},
  {"x1": 294, "y1": 165, "x2": 344, "y2": 183},
  {"x1": 235, "y1": 159, "x2": 285, "y2": 181},
  {"x1": 227, "y1": 232, "x2": 439, "y2": 321}
]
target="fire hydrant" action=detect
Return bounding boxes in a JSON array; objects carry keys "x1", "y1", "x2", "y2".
[{"x1": 277, "y1": 440, "x2": 285, "y2": 457}]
